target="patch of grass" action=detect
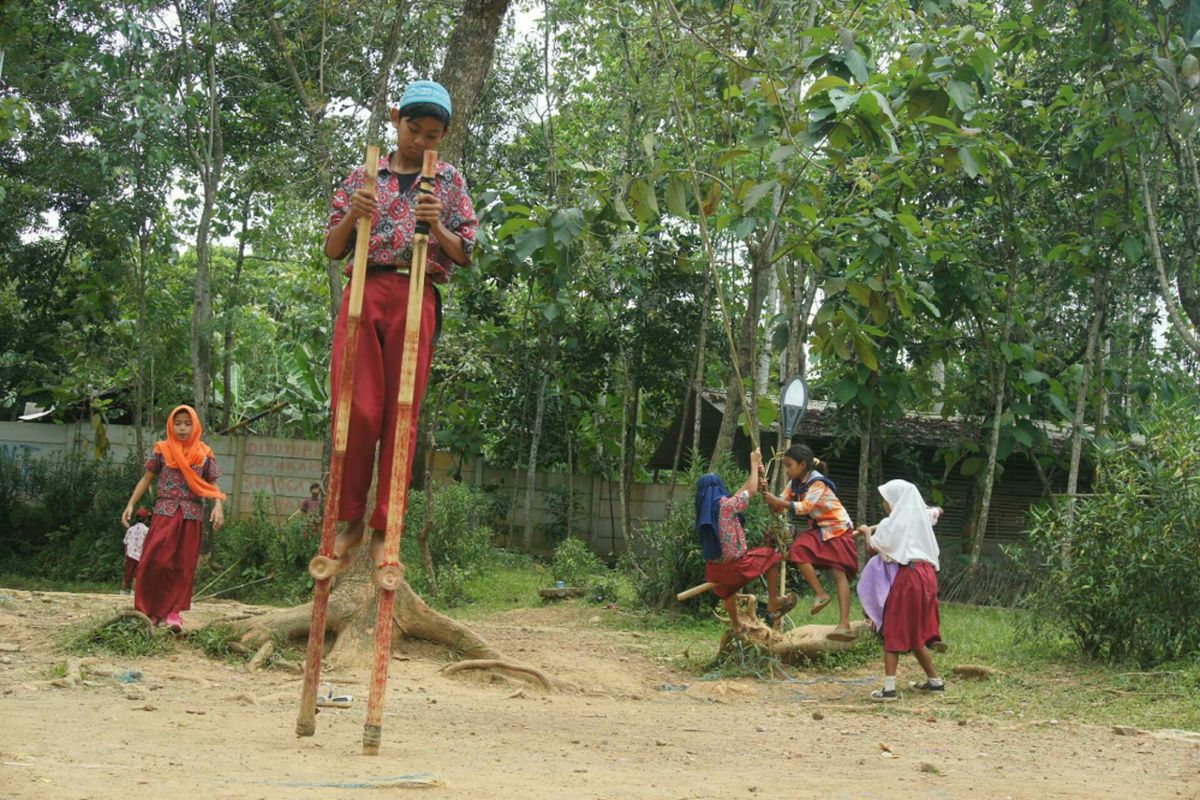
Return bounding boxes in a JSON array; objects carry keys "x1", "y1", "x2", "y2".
[
  {"x1": 434, "y1": 552, "x2": 548, "y2": 619},
  {"x1": 42, "y1": 662, "x2": 68, "y2": 680},
  {"x1": 187, "y1": 624, "x2": 245, "y2": 662},
  {"x1": 0, "y1": 575, "x2": 118, "y2": 594},
  {"x1": 62, "y1": 617, "x2": 175, "y2": 658}
]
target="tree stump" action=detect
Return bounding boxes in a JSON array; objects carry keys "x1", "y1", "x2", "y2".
[
  {"x1": 715, "y1": 594, "x2": 873, "y2": 664},
  {"x1": 224, "y1": 546, "x2": 497, "y2": 666}
]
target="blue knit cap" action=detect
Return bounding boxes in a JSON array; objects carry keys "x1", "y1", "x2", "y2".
[{"x1": 398, "y1": 80, "x2": 452, "y2": 117}]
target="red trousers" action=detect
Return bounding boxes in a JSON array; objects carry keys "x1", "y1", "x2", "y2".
[
  {"x1": 330, "y1": 272, "x2": 438, "y2": 531},
  {"x1": 122, "y1": 556, "x2": 139, "y2": 589},
  {"x1": 135, "y1": 510, "x2": 202, "y2": 621}
]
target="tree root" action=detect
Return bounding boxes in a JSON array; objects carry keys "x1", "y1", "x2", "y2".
[{"x1": 439, "y1": 659, "x2": 555, "y2": 691}]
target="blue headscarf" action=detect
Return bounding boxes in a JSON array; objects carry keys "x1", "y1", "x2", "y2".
[{"x1": 695, "y1": 473, "x2": 742, "y2": 562}]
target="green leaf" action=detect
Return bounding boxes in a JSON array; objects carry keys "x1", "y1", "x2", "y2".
[
  {"x1": 666, "y1": 176, "x2": 690, "y2": 217},
  {"x1": 494, "y1": 216, "x2": 537, "y2": 241},
  {"x1": 919, "y1": 115, "x2": 961, "y2": 133},
  {"x1": 549, "y1": 207, "x2": 585, "y2": 247},
  {"x1": 513, "y1": 227, "x2": 548, "y2": 262},
  {"x1": 959, "y1": 146, "x2": 981, "y2": 178},
  {"x1": 947, "y1": 80, "x2": 976, "y2": 112},
  {"x1": 870, "y1": 91, "x2": 900, "y2": 126},
  {"x1": 770, "y1": 144, "x2": 796, "y2": 164},
  {"x1": 854, "y1": 333, "x2": 879, "y2": 371},
  {"x1": 829, "y1": 88, "x2": 859, "y2": 113},
  {"x1": 1023, "y1": 369, "x2": 1049, "y2": 385},
  {"x1": 960, "y1": 457, "x2": 984, "y2": 477},
  {"x1": 805, "y1": 75, "x2": 851, "y2": 98},
  {"x1": 1093, "y1": 129, "x2": 1129, "y2": 158},
  {"x1": 628, "y1": 179, "x2": 659, "y2": 222},
  {"x1": 542, "y1": 301, "x2": 561, "y2": 322},
  {"x1": 743, "y1": 179, "x2": 779, "y2": 212},
  {"x1": 834, "y1": 378, "x2": 859, "y2": 404},
  {"x1": 1048, "y1": 392, "x2": 1072, "y2": 420},
  {"x1": 642, "y1": 131, "x2": 656, "y2": 159},
  {"x1": 844, "y1": 49, "x2": 869, "y2": 83}
]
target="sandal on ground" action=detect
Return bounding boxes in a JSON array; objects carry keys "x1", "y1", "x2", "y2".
[
  {"x1": 909, "y1": 680, "x2": 945, "y2": 692},
  {"x1": 870, "y1": 688, "x2": 899, "y2": 702},
  {"x1": 929, "y1": 639, "x2": 949, "y2": 654},
  {"x1": 316, "y1": 683, "x2": 353, "y2": 708},
  {"x1": 165, "y1": 613, "x2": 183, "y2": 633},
  {"x1": 764, "y1": 593, "x2": 798, "y2": 628},
  {"x1": 809, "y1": 595, "x2": 832, "y2": 616},
  {"x1": 826, "y1": 624, "x2": 856, "y2": 642}
]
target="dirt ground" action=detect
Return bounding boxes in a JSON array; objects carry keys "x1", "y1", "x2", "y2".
[{"x1": 2, "y1": 589, "x2": 1198, "y2": 800}]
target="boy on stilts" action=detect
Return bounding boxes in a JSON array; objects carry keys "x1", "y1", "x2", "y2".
[{"x1": 320, "y1": 81, "x2": 477, "y2": 571}]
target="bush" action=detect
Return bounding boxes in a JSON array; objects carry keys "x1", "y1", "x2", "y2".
[
  {"x1": 0, "y1": 449, "x2": 144, "y2": 583},
  {"x1": 201, "y1": 493, "x2": 313, "y2": 605},
  {"x1": 401, "y1": 482, "x2": 496, "y2": 605},
  {"x1": 1021, "y1": 401, "x2": 1200, "y2": 667},
  {"x1": 551, "y1": 536, "x2": 604, "y2": 586}
]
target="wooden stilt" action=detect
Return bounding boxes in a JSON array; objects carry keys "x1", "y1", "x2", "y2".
[
  {"x1": 362, "y1": 149, "x2": 439, "y2": 756},
  {"x1": 296, "y1": 144, "x2": 379, "y2": 738}
]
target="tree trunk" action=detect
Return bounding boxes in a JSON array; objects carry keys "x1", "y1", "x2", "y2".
[
  {"x1": 691, "y1": 270, "x2": 712, "y2": 459},
  {"x1": 711, "y1": 252, "x2": 766, "y2": 463},
  {"x1": 1064, "y1": 267, "x2": 1110, "y2": 546},
  {"x1": 418, "y1": 403, "x2": 441, "y2": 598},
  {"x1": 968, "y1": 258, "x2": 1019, "y2": 566},
  {"x1": 522, "y1": 341, "x2": 555, "y2": 550},
  {"x1": 365, "y1": 3, "x2": 408, "y2": 145},
  {"x1": 182, "y1": 0, "x2": 224, "y2": 424},
  {"x1": 667, "y1": 268, "x2": 712, "y2": 503},
  {"x1": 436, "y1": 0, "x2": 512, "y2": 166},
  {"x1": 855, "y1": 415, "x2": 870, "y2": 530},
  {"x1": 617, "y1": 356, "x2": 638, "y2": 552},
  {"x1": 133, "y1": 228, "x2": 149, "y2": 460},
  {"x1": 1137, "y1": 149, "x2": 1200, "y2": 358},
  {"x1": 221, "y1": 200, "x2": 251, "y2": 431}
]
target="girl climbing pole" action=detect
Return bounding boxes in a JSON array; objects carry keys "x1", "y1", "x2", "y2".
[
  {"x1": 762, "y1": 444, "x2": 858, "y2": 642},
  {"x1": 695, "y1": 448, "x2": 797, "y2": 635},
  {"x1": 121, "y1": 405, "x2": 225, "y2": 632}
]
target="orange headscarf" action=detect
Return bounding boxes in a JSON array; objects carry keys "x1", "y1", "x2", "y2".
[{"x1": 153, "y1": 405, "x2": 226, "y2": 500}]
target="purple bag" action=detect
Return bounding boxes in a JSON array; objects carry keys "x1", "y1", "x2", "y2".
[{"x1": 857, "y1": 555, "x2": 899, "y2": 631}]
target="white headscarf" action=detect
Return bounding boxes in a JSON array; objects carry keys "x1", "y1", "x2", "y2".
[{"x1": 868, "y1": 479, "x2": 940, "y2": 570}]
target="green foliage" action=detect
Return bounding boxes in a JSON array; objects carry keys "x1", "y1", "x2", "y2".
[
  {"x1": 550, "y1": 536, "x2": 605, "y2": 586},
  {"x1": 1021, "y1": 402, "x2": 1200, "y2": 667},
  {"x1": 63, "y1": 616, "x2": 174, "y2": 658},
  {"x1": 187, "y1": 624, "x2": 245, "y2": 663},
  {"x1": 401, "y1": 482, "x2": 498, "y2": 606},
  {"x1": 625, "y1": 498, "x2": 708, "y2": 612},
  {"x1": 201, "y1": 494, "x2": 313, "y2": 605},
  {"x1": 0, "y1": 450, "x2": 143, "y2": 583}
]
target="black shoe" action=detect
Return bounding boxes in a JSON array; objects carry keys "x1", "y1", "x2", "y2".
[
  {"x1": 909, "y1": 680, "x2": 945, "y2": 692},
  {"x1": 870, "y1": 688, "x2": 899, "y2": 702}
]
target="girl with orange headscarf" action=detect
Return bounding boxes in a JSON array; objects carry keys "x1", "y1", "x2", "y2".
[{"x1": 122, "y1": 405, "x2": 226, "y2": 631}]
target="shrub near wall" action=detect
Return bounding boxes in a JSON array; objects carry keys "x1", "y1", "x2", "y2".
[{"x1": 1023, "y1": 402, "x2": 1200, "y2": 667}]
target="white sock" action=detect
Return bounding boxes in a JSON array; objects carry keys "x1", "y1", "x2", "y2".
[
  {"x1": 928, "y1": 677, "x2": 943, "y2": 687},
  {"x1": 884, "y1": 676, "x2": 896, "y2": 692}
]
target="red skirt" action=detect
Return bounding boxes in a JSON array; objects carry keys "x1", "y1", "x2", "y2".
[
  {"x1": 881, "y1": 561, "x2": 941, "y2": 653},
  {"x1": 704, "y1": 547, "x2": 782, "y2": 599},
  {"x1": 788, "y1": 528, "x2": 859, "y2": 580},
  {"x1": 135, "y1": 510, "x2": 203, "y2": 621}
]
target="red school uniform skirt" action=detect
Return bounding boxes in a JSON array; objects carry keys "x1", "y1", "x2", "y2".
[
  {"x1": 135, "y1": 509, "x2": 203, "y2": 621},
  {"x1": 788, "y1": 527, "x2": 859, "y2": 580},
  {"x1": 880, "y1": 561, "x2": 941, "y2": 653},
  {"x1": 704, "y1": 547, "x2": 782, "y2": 599}
]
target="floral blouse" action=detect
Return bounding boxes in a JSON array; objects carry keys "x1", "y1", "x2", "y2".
[
  {"x1": 145, "y1": 452, "x2": 221, "y2": 521},
  {"x1": 328, "y1": 153, "x2": 477, "y2": 283},
  {"x1": 716, "y1": 490, "x2": 751, "y2": 563},
  {"x1": 784, "y1": 481, "x2": 853, "y2": 541}
]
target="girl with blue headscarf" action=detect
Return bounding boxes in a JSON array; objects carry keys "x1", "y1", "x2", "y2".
[{"x1": 695, "y1": 448, "x2": 797, "y2": 635}]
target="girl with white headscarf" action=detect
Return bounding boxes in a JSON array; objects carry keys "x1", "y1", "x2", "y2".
[{"x1": 854, "y1": 480, "x2": 945, "y2": 702}]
